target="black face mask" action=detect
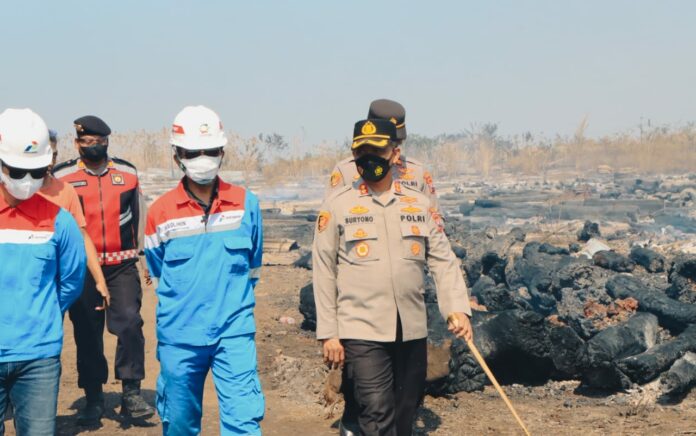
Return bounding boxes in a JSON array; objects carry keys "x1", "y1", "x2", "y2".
[
  {"x1": 356, "y1": 153, "x2": 391, "y2": 182},
  {"x1": 79, "y1": 144, "x2": 108, "y2": 163}
]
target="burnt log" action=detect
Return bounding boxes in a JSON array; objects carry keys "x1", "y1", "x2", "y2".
[
  {"x1": 660, "y1": 352, "x2": 696, "y2": 396},
  {"x1": 474, "y1": 199, "x2": 502, "y2": 208},
  {"x1": 459, "y1": 202, "x2": 475, "y2": 216},
  {"x1": 446, "y1": 310, "x2": 552, "y2": 393},
  {"x1": 581, "y1": 313, "x2": 658, "y2": 389},
  {"x1": 454, "y1": 228, "x2": 525, "y2": 287},
  {"x1": 616, "y1": 324, "x2": 696, "y2": 384},
  {"x1": 606, "y1": 275, "x2": 696, "y2": 332},
  {"x1": 538, "y1": 243, "x2": 570, "y2": 256},
  {"x1": 630, "y1": 246, "x2": 666, "y2": 273},
  {"x1": 299, "y1": 283, "x2": 316, "y2": 331},
  {"x1": 593, "y1": 250, "x2": 636, "y2": 273},
  {"x1": 667, "y1": 254, "x2": 696, "y2": 304},
  {"x1": 577, "y1": 220, "x2": 601, "y2": 242},
  {"x1": 471, "y1": 276, "x2": 520, "y2": 312},
  {"x1": 505, "y1": 242, "x2": 579, "y2": 314},
  {"x1": 547, "y1": 323, "x2": 586, "y2": 377},
  {"x1": 292, "y1": 249, "x2": 313, "y2": 270}
]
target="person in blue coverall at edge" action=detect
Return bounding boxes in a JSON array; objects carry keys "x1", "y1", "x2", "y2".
[
  {"x1": 144, "y1": 105, "x2": 264, "y2": 435},
  {"x1": 0, "y1": 108, "x2": 86, "y2": 435}
]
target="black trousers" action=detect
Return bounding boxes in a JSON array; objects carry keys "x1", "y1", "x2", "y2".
[
  {"x1": 68, "y1": 261, "x2": 146, "y2": 389},
  {"x1": 342, "y1": 320, "x2": 427, "y2": 436}
]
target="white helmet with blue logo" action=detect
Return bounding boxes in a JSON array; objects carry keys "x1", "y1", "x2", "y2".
[{"x1": 0, "y1": 108, "x2": 52, "y2": 169}]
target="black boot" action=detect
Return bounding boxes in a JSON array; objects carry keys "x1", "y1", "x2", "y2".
[
  {"x1": 77, "y1": 385, "x2": 105, "y2": 427},
  {"x1": 120, "y1": 380, "x2": 155, "y2": 420}
]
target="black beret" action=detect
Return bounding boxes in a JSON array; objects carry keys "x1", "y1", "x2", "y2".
[
  {"x1": 352, "y1": 118, "x2": 397, "y2": 149},
  {"x1": 367, "y1": 99, "x2": 406, "y2": 140},
  {"x1": 74, "y1": 115, "x2": 111, "y2": 137}
]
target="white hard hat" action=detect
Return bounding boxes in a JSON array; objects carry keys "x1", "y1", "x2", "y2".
[
  {"x1": 0, "y1": 108, "x2": 52, "y2": 169},
  {"x1": 170, "y1": 105, "x2": 228, "y2": 150}
]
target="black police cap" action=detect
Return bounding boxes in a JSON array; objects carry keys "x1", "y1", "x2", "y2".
[
  {"x1": 351, "y1": 118, "x2": 397, "y2": 149},
  {"x1": 74, "y1": 115, "x2": 111, "y2": 137},
  {"x1": 367, "y1": 99, "x2": 406, "y2": 140}
]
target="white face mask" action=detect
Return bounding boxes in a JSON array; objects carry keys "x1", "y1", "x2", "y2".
[
  {"x1": 1, "y1": 171, "x2": 44, "y2": 200},
  {"x1": 180, "y1": 155, "x2": 222, "y2": 185}
]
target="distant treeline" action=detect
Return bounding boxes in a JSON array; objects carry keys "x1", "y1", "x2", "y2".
[{"x1": 55, "y1": 120, "x2": 696, "y2": 184}]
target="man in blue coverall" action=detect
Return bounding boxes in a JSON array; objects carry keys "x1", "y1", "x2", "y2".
[
  {"x1": 144, "y1": 105, "x2": 264, "y2": 435},
  {"x1": 0, "y1": 108, "x2": 86, "y2": 435}
]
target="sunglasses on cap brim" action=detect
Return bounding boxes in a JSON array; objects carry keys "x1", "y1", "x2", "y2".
[
  {"x1": 2, "y1": 163, "x2": 49, "y2": 180},
  {"x1": 175, "y1": 147, "x2": 224, "y2": 159}
]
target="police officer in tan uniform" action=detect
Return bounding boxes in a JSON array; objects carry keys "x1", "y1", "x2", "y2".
[
  {"x1": 326, "y1": 99, "x2": 439, "y2": 213},
  {"x1": 327, "y1": 100, "x2": 443, "y2": 436},
  {"x1": 313, "y1": 119, "x2": 472, "y2": 436}
]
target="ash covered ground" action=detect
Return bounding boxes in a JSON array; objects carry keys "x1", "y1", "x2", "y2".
[{"x1": 8, "y1": 168, "x2": 694, "y2": 435}]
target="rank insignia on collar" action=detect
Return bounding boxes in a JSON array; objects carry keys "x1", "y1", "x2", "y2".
[
  {"x1": 359, "y1": 183, "x2": 369, "y2": 196},
  {"x1": 350, "y1": 205, "x2": 369, "y2": 215},
  {"x1": 401, "y1": 206, "x2": 422, "y2": 213},
  {"x1": 394, "y1": 181, "x2": 402, "y2": 194}
]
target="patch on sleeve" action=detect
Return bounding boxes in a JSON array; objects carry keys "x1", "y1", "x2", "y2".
[
  {"x1": 317, "y1": 211, "x2": 331, "y2": 233},
  {"x1": 330, "y1": 171, "x2": 342, "y2": 187},
  {"x1": 430, "y1": 207, "x2": 444, "y2": 232}
]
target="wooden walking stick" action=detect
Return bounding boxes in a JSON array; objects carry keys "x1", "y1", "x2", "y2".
[{"x1": 466, "y1": 338, "x2": 532, "y2": 436}]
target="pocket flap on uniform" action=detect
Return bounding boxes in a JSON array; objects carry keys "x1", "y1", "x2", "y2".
[
  {"x1": 33, "y1": 244, "x2": 56, "y2": 260},
  {"x1": 223, "y1": 236, "x2": 252, "y2": 251},
  {"x1": 163, "y1": 244, "x2": 195, "y2": 261},
  {"x1": 344, "y1": 223, "x2": 379, "y2": 242},
  {"x1": 400, "y1": 222, "x2": 427, "y2": 238}
]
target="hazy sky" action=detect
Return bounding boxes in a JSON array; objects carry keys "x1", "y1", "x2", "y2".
[{"x1": 3, "y1": 1, "x2": 696, "y2": 150}]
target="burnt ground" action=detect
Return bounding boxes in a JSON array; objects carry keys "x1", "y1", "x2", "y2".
[{"x1": 4, "y1": 265, "x2": 696, "y2": 435}]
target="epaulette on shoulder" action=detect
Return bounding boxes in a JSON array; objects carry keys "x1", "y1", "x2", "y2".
[
  {"x1": 403, "y1": 155, "x2": 423, "y2": 167},
  {"x1": 111, "y1": 157, "x2": 137, "y2": 170},
  {"x1": 51, "y1": 158, "x2": 78, "y2": 175},
  {"x1": 111, "y1": 157, "x2": 138, "y2": 176},
  {"x1": 402, "y1": 182, "x2": 424, "y2": 195},
  {"x1": 326, "y1": 184, "x2": 352, "y2": 202}
]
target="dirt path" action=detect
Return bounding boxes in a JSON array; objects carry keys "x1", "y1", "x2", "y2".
[{"x1": 4, "y1": 265, "x2": 696, "y2": 435}]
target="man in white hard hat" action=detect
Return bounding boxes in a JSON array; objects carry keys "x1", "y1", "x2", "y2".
[
  {"x1": 0, "y1": 108, "x2": 86, "y2": 434},
  {"x1": 145, "y1": 106, "x2": 264, "y2": 435}
]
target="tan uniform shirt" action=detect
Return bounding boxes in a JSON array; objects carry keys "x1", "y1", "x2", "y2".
[
  {"x1": 325, "y1": 156, "x2": 440, "y2": 213},
  {"x1": 312, "y1": 180, "x2": 471, "y2": 342}
]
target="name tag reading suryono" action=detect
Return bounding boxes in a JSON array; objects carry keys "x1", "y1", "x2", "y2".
[{"x1": 345, "y1": 215, "x2": 374, "y2": 225}]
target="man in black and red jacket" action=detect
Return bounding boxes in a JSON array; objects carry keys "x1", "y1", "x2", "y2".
[{"x1": 53, "y1": 115, "x2": 154, "y2": 426}]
